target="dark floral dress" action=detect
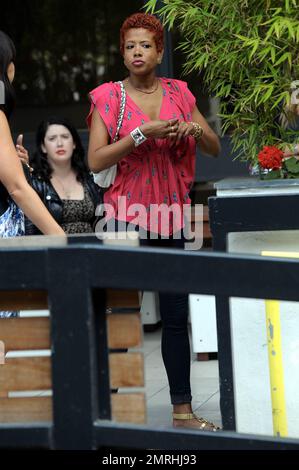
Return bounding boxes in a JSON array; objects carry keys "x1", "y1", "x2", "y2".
[{"x1": 60, "y1": 185, "x2": 95, "y2": 234}]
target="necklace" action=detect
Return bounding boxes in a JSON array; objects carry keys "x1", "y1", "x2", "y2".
[
  {"x1": 129, "y1": 78, "x2": 159, "y2": 94},
  {"x1": 52, "y1": 175, "x2": 73, "y2": 200}
]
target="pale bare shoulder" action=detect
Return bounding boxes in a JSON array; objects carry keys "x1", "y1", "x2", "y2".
[
  {"x1": 0, "y1": 109, "x2": 7, "y2": 122},
  {"x1": 0, "y1": 109, "x2": 10, "y2": 133},
  {"x1": 0, "y1": 109, "x2": 13, "y2": 144}
]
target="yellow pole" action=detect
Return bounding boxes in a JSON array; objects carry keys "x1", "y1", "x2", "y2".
[
  {"x1": 264, "y1": 299, "x2": 288, "y2": 437},
  {"x1": 261, "y1": 251, "x2": 299, "y2": 437}
]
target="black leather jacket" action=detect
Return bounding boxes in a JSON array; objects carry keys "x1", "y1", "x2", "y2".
[{"x1": 25, "y1": 172, "x2": 102, "y2": 235}]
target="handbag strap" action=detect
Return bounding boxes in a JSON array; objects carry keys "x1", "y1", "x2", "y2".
[{"x1": 113, "y1": 81, "x2": 126, "y2": 143}]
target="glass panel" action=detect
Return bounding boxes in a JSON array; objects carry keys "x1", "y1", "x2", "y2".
[{"x1": 1, "y1": 0, "x2": 142, "y2": 131}]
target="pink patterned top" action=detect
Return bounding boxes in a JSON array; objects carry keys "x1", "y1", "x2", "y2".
[{"x1": 87, "y1": 77, "x2": 196, "y2": 235}]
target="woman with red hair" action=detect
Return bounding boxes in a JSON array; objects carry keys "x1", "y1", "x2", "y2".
[{"x1": 87, "y1": 12, "x2": 220, "y2": 431}]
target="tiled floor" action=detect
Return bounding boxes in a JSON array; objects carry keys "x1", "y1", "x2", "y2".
[{"x1": 143, "y1": 326, "x2": 222, "y2": 428}]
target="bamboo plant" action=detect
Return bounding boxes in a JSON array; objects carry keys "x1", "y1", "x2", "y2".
[{"x1": 145, "y1": 0, "x2": 299, "y2": 169}]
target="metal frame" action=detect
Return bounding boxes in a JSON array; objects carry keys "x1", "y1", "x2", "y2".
[
  {"x1": 1, "y1": 242, "x2": 299, "y2": 449},
  {"x1": 209, "y1": 194, "x2": 299, "y2": 432}
]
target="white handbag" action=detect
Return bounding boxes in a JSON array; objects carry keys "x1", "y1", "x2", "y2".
[{"x1": 92, "y1": 81, "x2": 126, "y2": 188}]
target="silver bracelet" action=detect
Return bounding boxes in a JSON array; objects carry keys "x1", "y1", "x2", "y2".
[{"x1": 130, "y1": 127, "x2": 147, "y2": 147}]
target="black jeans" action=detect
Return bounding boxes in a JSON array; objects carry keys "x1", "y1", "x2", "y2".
[{"x1": 105, "y1": 219, "x2": 192, "y2": 405}]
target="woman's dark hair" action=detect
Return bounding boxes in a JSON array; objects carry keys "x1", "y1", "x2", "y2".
[
  {"x1": 31, "y1": 116, "x2": 89, "y2": 182},
  {"x1": 0, "y1": 30, "x2": 16, "y2": 118}
]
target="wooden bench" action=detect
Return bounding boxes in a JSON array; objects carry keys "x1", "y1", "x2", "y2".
[
  {"x1": 0, "y1": 286, "x2": 145, "y2": 425},
  {"x1": 190, "y1": 205, "x2": 212, "y2": 248}
]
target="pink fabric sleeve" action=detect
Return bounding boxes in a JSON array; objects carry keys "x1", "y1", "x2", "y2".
[
  {"x1": 170, "y1": 79, "x2": 196, "y2": 117},
  {"x1": 86, "y1": 82, "x2": 119, "y2": 139},
  {"x1": 179, "y1": 80, "x2": 196, "y2": 115}
]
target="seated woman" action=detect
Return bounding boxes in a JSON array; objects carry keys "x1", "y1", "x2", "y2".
[{"x1": 22, "y1": 117, "x2": 102, "y2": 235}]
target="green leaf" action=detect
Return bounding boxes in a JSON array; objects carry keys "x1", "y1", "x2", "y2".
[
  {"x1": 249, "y1": 39, "x2": 260, "y2": 60},
  {"x1": 286, "y1": 19, "x2": 296, "y2": 40},
  {"x1": 275, "y1": 52, "x2": 292, "y2": 66},
  {"x1": 147, "y1": 0, "x2": 299, "y2": 165},
  {"x1": 274, "y1": 20, "x2": 281, "y2": 38},
  {"x1": 284, "y1": 157, "x2": 299, "y2": 174},
  {"x1": 270, "y1": 91, "x2": 289, "y2": 110},
  {"x1": 262, "y1": 170, "x2": 283, "y2": 180}
]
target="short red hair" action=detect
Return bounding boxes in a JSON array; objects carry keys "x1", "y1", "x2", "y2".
[{"x1": 120, "y1": 13, "x2": 164, "y2": 55}]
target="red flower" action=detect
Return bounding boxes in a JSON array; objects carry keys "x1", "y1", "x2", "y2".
[{"x1": 258, "y1": 145, "x2": 283, "y2": 170}]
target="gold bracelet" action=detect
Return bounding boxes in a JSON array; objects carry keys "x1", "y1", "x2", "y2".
[{"x1": 190, "y1": 122, "x2": 204, "y2": 141}]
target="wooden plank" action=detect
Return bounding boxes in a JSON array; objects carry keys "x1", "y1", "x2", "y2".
[
  {"x1": 190, "y1": 205, "x2": 210, "y2": 222},
  {"x1": 187, "y1": 206, "x2": 212, "y2": 242},
  {"x1": 0, "y1": 394, "x2": 145, "y2": 424},
  {"x1": 203, "y1": 224, "x2": 212, "y2": 239},
  {"x1": 0, "y1": 397, "x2": 52, "y2": 422},
  {"x1": 107, "y1": 289, "x2": 140, "y2": 308},
  {"x1": 111, "y1": 393, "x2": 146, "y2": 424},
  {"x1": 197, "y1": 353, "x2": 210, "y2": 361},
  {"x1": 107, "y1": 314, "x2": 142, "y2": 349},
  {"x1": 109, "y1": 353, "x2": 144, "y2": 388},
  {"x1": 0, "y1": 341, "x2": 4, "y2": 365},
  {"x1": 0, "y1": 357, "x2": 51, "y2": 392},
  {"x1": 203, "y1": 205, "x2": 210, "y2": 222},
  {"x1": 0, "y1": 290, "x2": 48, "y2": 310},
  {"x1": 0, "y1": 317, "x2": 50, "y2": 351},
  {"x1": 1, "y1": 313, "x2": 142, "y2": 351}
]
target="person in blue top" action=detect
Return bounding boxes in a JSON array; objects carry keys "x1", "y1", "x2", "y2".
[{"x1": 0, "y1": 30, "x2": 64, "y2": 317}]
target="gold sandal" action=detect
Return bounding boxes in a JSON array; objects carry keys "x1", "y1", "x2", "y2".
[{"x1": 173, "y1": 412, "x2": 219, "y2": 432}]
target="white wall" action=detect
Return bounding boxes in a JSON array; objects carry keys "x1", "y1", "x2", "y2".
[{"x1": 228, "y1": 230, "x2": 299, "y2": 437}]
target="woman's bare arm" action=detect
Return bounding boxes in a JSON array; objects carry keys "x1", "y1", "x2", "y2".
[
  {"x1": 87, "y1": 108, "x2": 179, "y2": 173},
  {"x1": 0, "y1": 111, "x2": 64, "y2": 236},
  {"x1": 191, "y1": 106, "x2": 221, "y2": 157},
  {"x1": 88, "y1": 108, "x2": 137, "y2": 172}
]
